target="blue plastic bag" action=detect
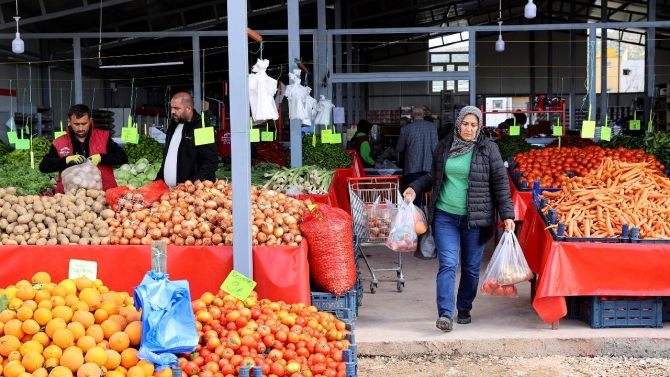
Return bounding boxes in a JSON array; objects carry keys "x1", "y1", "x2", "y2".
[{"x1": 133, "y1": 271, "x2": 198, "y2": 370}]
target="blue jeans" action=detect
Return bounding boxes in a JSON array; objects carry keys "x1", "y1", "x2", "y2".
[{"x1": 433, "y1": 209, "x2": 485, "y2": 319}]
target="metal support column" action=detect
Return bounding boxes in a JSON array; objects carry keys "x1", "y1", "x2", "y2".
[
  {"x1": 73, "y1": 37, "x2": 83, "y2": 104},
  {"x1": 468, "y1": 34, "x2": 476, "y2": 106},
  {"x1": 353, "y1": 45, "x2": 360, "y2": 121},
  {"x1": 646, "y1": 0, "x2": 656, "y2": 133},
  {"x1": 601, "y1": 2, "x2": 608, "y2": 126},
  {"x1": 227, "y1": 0, "x2": 253, "y2": 277},
  {"x1": 346, "y1": 2, "x2": 353, "y2": 125},
  {"x1": 588, "y1": 26, "x2": 596, "y2": 123},
  {"x1": 288, "y1": 0, "x2": 302, "y2": 167},
  {"x1": 316, "y1": 0, "x2": 327, "y2": 99},
  {"x1": 334, "y1": 0, "x2": 343, "y2": 145},
  {"x1": 192, "y1": 35, "x2": 201, "y2": 113},
  {"x1": 568, "y1": 2, "x2": 576, "y2": 130}
]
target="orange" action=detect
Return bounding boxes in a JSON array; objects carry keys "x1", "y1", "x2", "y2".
[
  {"x1": 16, "y1": 286, "x2": 36, "y2": 302},
  {"x1": 71, "y1": 311, "x2": 95, "y2": 330},
  {"x1": 45, "y1": 318, "x2": 67, "y2": 339},
  {"x1": 153, "y1": 367, "x2": 172, "y2": 377},
  {"x1": 0, "y1": 310, "x2": 17, "y2": 324},
  {"x1": 78, "y1": 289, "x2": 100, "y2": 312},
  {"x1": 100, "y1": 320, "x2": 122, "y2": 340},
  {"x1": 92, "y1": 280, "x2": 103, "y2": 289},
  {"x1": 20, "y1": 319, "x2": 40, "y2": 336},
  {"x1": 95, "y1": 341, "x2": 109, "y2": 351},
  {"x1": 48, "y1": 366, "x2": 73, "y2": 377},
  {"x1": 64, "y1": 295, "x2": 79, "y2": 308},
  {"x1": 50, "y1": 296, "x2": 66, "y2": 308},
  {"x1": 52, "y1": 329, "x2": 75, "y2": 349},
  {"x1": 93, "y1": 310, "x2": 108, "y2": 325},
  {"x1": 4, "y1": 360, "x2": 26, "y2": 377},
  {"x1": 106, "y1": 371, "x2": 125, "y2": 377},
  {"x1": 108, "y1": 315, "x2": 127, "y2": 332},
  {"x1": 107, "y1": 333, "x2": 129, "y2": 353},
  {"x1": 32, "y1": 272, "x2": 52, "y2": 285},
  {"x1": 74, "y1": 278, "x2": 94, "y2": 292},
  {"x1": 33, "y1": 367, "x2": 49, "y2": 377},
  {"x1": 43, "y1": 345, "x2": 63, "y2": 360},
  {"x1": 21, "y1": 350, "x2": 44, "y2": 373},
  {"x1": 75, "y1": 336, "x2": 96, "y2": 354},
  {"x1": 40, "y1": 283, "x2": 56, "y2": 294},
  {"x1": 50, "y1": 287, "x2": 67, "y2": 299},
  {"x1": 135, "y1": 360, "x2": 153, "y2": 377},
  {"x1": 70, "y1": 301, "x2": 89, "y2": 313},
  {"x1": 8, "y1": 298, "x2": 23, "y2": 310},
  {"x1": 98, "y1": 300, "x2": 119, "y2": 316},
  {"x1": 21, "y1": 300, "x2": 37, "y2": 312},
  {"x1": 44, "y1": 357, "x2": 60, "y2": 369},
  {"x1": 0, "y1": 335, "x2": 21, "y2": 357},
  {"x1": 51, "y1": 306, "x2": 74, "y2": 323},
  {"x1": 101, "y1": 293, "x2": 124, "y2": 307},
  {"x1": 34, "y1": 290, "x2": 51, "y2": 304},
  {"x1": 67, "y1": 322, "x2": 85, "y2": 342},
  {"x1": 85, "y1": 325, "x2": 104, "y2": 344},
  {"x1": 59, "y1": 347, "x2": 84, "y2": 373},
  {"x1": 15, "y1": 280, "x2": 31, "y2": 289},
  {"x1": 123, "y1": 322, "x2": 142, "y2": 347},
  {"x1": 83, "y1": 347, "x2": 107, "y2": 367},
  {"x1": 18, "y1": 340, "x2": 42, "y2": 357},
  {"x1": 31, "y1": 332, "x2": 51, "y2": 348},
  {"x1": 37, "y1": 300, "x2": 53, "y2": 310},
  {"x1": 15, "y1": 306, "x2": 33, "y2": 322},
  {"x1": 103, "y1": 350, "x2": 121, "y2": 370},
  {"x1": 119, "y1": 348, "x2": 138, "y2": 369},
  {"x1": 33, "y1": 308, "x2": 53, "y2": 326},
  {"x1": 118, "y1": 308, "x2": 140, "y2": 324},
  {"x1": 57, "y1": 281, "x2": 77, "y2": 297},
  {"x1": 19, "y1": 333, "x2": 32, "y2": 344},
  {"x1": 3, "y1": 319, "x2": 25, "y2": 339},
  {"x1": 76, "y1": 362, "x2": 101, "y2": 377},
  {"x1": 8, "y1": 350, "x2": 22, "y2": 361},
  {"x1": 126, "y1": 366, "x2": 145, "y2": 377}
]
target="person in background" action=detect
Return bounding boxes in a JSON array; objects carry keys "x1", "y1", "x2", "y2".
[
  {"x1": 157, "y1": 92, "x2": 219, "y2": 187},
  {"x1": 40, "y1": 104, "x2": 127, "y2": 193},
  {"x1": 402, "y1": 106, "x2": 515, "y2": 333},
  {"x1": 352, "y1": 119, "x2": 377, "y2": 168},
  {"x1": 497, "y1": 111, "x2": 527, "y2": 130},
  {"x1": 396, "y1": 105, "x2": 438, "y2": 206}
]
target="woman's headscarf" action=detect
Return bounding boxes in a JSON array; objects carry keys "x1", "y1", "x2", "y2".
[{"x1": 449, "y1": 106, "x2": 482, "y2": 158}]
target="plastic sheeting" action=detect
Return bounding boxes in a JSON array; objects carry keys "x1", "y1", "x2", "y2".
[
  {"x1": 507, "y1": 171, "x2": 533, "y2": 222},
  {"x1": 518, "y1": 205, "x2": 670, "y2": 323},
  {"x1": 0, "y1": 244, "x2": 310, "y2": 305},
  {"x1": 329, "y1": 150, "x2": 366, "y2": 215}
]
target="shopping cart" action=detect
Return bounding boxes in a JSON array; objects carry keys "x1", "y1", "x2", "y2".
[{"x1": 348, "y1": 176, "x2": 405, "y2": 293}]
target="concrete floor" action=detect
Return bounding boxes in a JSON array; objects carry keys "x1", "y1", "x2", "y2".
[{"x1": 353, "y1": 238, "x2": 670, "y2": 358}]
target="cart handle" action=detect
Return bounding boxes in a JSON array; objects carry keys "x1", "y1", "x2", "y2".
[{"x1": 347, "y1": 176, "x2": 400, "y2": 184}]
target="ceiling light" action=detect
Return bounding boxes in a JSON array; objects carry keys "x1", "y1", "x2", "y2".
[
  {"x1": 99, "y1": 62, "x2": 184, "y2": 69},
  {"x1": 12, "y1": 0, "x2": 23, "y2": 55},
  {"x1": 495, "y1": 20, "x2": 505, "y2": 52},
  {"x1": 525, "y1": 0, "x2": 537, "y2": 19}
]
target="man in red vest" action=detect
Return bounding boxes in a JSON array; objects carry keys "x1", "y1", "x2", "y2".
[{"x1": 39, "y1": 104, "x2": 128, "y2": 193}]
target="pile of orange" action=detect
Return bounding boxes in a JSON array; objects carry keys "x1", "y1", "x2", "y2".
[{"x1": 0, "y1": 272, "x2": 161, "y2": 377}]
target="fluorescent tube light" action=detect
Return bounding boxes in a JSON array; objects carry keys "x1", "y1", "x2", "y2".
[{"x1": 99, "y1": 62, "x2": 184, "y2": 69}]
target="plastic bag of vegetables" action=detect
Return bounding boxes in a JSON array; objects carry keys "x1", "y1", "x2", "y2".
[
  {"x1": 384, "y1": 201, "x2": 424, "y2": 252},
  {"x1": 61, "y1": 160, "x2": 103, "y2": 193},
  {"x1": 479, "y1": 231, "x2": 533, "y2": 298}
]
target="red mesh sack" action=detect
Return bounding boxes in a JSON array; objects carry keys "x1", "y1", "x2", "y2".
[
  {"x1": 105, "y1": 185, "x2": 131, "y2": 209},
  {"x1": 299, "y1": 204, "x2": 356, "y2": 295},
  {"x1": 136, "y1": 180, "x2": 169, "y2": 207}
]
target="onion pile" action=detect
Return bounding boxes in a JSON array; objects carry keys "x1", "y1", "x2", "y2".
[{"x1": 106, "y1": 179, "x2": 308, "y2": 246}]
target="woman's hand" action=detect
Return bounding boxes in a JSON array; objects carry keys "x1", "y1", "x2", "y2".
[
  {"x1": 403, "y1": 187, "x2": 416, "y2": 203},
  {"x1": 504, "y1": 219, "x2": 515, "y2": 233}
]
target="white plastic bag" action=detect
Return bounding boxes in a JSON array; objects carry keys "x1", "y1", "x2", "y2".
[
  {"x1": 385, "y1": 201, "x2": 426, "y2": 252},
  {"x1": 61, "y1": 160, "x2": 103, "y2": 193},
  {"x1": 480, "y1": 232, "x2": 534, "y2": 298}
]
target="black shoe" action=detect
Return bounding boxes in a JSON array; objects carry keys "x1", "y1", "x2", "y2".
[
  {"x1": 436, "y1": 316, "x2": 453, "y2": 332},
  {"x1": 457, "y1": 310, "x2": 471, "y2": 324}
]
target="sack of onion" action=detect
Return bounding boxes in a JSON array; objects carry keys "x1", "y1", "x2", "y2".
[{"x1": 105, "y1": 179, "x2": 308, "y2": 247}]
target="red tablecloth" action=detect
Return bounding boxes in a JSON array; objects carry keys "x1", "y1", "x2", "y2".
[
  {"x1": 508, "y1": 171, "x2": 532, "y2": 221},
  {"x1": 0, "y1": 243, "x2": 310, "y2": 305},
  {"x1": 518, "y1": 205, "x2": 670, "y2": 323}
]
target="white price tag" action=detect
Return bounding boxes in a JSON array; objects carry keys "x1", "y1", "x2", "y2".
[{"x1": 68, "y1": 259, "x2": 98, "y2": 280}]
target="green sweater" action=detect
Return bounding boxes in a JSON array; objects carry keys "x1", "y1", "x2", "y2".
[
  {"x1": 436, "y1": 150, "x2": 473, "y2": 215},
  {"x1": 355, "y1": 132, "x2": 375, "y2": 166}
]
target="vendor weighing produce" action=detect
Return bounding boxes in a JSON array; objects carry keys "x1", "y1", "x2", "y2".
[{"x1": 40, "y1": 104, "x2": 128, "y2": 193}]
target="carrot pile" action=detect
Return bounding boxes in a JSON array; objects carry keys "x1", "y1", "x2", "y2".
[{"x1": 540, "y1": 157, "x2": 670, "y2": 239}]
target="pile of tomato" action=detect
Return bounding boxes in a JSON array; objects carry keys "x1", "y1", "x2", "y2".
[
  {"x1": 511, "y1": 146, "x2": 666, "y2": 189},
  {"x1": 178, "y1": 290, "x2": 352, "y2": 377}
]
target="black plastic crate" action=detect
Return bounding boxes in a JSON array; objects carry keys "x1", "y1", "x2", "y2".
[
  {"x1": 663, "y1": 297, "x2": 670, "y2": 322},
  {"x1": 565, "y1": 296, "x2": 581, "y2": 319},
  {"x1": 579, "y1": 296, "x2": 663, "y2": 329}
]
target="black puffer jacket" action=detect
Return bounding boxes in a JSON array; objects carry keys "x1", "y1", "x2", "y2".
[{"x1": 408, "y1": 132, "x2": 515, "y2": 244}]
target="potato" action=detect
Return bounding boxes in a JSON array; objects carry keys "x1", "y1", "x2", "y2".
[
  {"x1": 2, "y1": 202, "x2": 10, "y2": 210},
  {"x1": 33, "y1": 214, "x2": 46, "y2": 224},
  {"x1": 3, "y1": 209, "x2": 18, "y2": 223},
  {"x1": 33, "y1": 204, "x2": 45, "y2": 214},
  {"x1": 45, "y1": 209, "x2": 57, "y2": 218},
  {"x1": 14, "y1": 235, "x2": 25, "y2": 244},
  {"x1": 94, "y1": 220, "x2": 108, "y2": 231},
  {"x1": 37, "y1": 223, "x2": 45, "y2": 231},
  {"x1": 36, "y1": 238, "x2": 47, "y2": 245},
  {"x1": 73, "y1": 226, "x2": 82, "y2": 236},
  {"x1": 24, "y1": 195, "x2": 35, "y2": 205},
  {"x1": 46, "y1": 238, "x2": 58, "y2": 245},
  {"x1": 13, "y1": 225, "x2": 25, "y2": 235},
  {"x1": 81, "y1": 231, "x2": 91, "y2": 239},
  {"x1": 30, "y1": 227, "x2": 39, "y2": 234},
  {"x1": 58, "y1": 237, "x2": 69, "y2": 245},
  {"x1": 43, "y1": 218, "x2": 54, "y2": 227},
  {"x1": 100, "y1": 209, "x2": 115, "y2": 220},
  {"x1": 56, "y1": 214, "x2": 66, "y2": 223},
  {"x1": 65, "y1": 211, "x2": 76, "y2": 220},
  {"x1": 91, "y1": 237, "x2": 101, "y2": 245},
  {"x1": 0, "y1": 188, "x2": 5, "y2": 197},
  {"x1": 57, "y1": 220, "x2": 66, "y2": 229},
  {"x1": 39, "y1": 229, "x2": 49, "y2": 238},
  {"x1": 85, "y1": 197, "x2": 94, "y2": 207},
  {"x1": 62, "y1": 228, "x2": 73, "y2": 238},
  {"x1": 96, "y1": 228, "x2": 110, "y2": 237},
  {"x1": 69, "y1": 234, "x2": 80, "y2": 243},
  {"x1": 49, "y1": 229, "x2": 58, "y2": 239},
  {"x1": 5, "y1": 239, "x2": 18, "y2": 246},
  {"x1": 17, "y1": 213, "x2": 33, "y2": 225},
  {"x1": 74, "y1": 219, "x2": 86, "y2": 228},
  {"x1": 0, "y1": 218, "x2": 8, "y2": 230},
  {"x1": 92, "y1": 202, "x2": 105, "y2": 213},
  {"x1": 66, "y1": 223, "x2": 74, "y2": 231},
  {"x1": 6, "y1": 223, "x2": 16, "y2": 234},
  {"x1": 6, "y1": 187, "x2": 16, "y2": 195},
  {"x1": 14, "y1": 206, "x2": 27, "y2": 216},
  {"x1": 100, "y1": 236, "x2": 110, "y2": 245},
  {"x1": 78, "y1": 237, "x2": 90, "y2": 245}
]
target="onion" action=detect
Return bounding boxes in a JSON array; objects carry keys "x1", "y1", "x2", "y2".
[
  {"x1": 256, "y1": 232, "x2": 267, "y2": 243},
  {"x1": 282, "y1": 233, "x2": 294, "y2": 244},
  {"x1": 185, "y1": 236, "x2": 195, "y2": 246},
  {"x1": 273, "y1": 227, "x2": 284, "y2": 238},
  {"x1": 193, "y1": 228, "x2": 202, "y2": 239},
  {"x1": 161, "y1": 227, "x2": 169, "y2": 237},
  {"x1": 212, "y1": 234, "x2": 223, "y2": 245},
  {"x1": 224, "y1": 234, "x2": 233, "y2": 245},
  {"x1": 120, "y1": 237, "x2": 129, "y2": 245},
  {"x1": 273, "y1": 216, "x2": 284, "y2": 226},
  {"x1": 284, "y1": 215, "x2": 297, "y2": 225},
  {"x1": 123, "y1": 228, "x2": 134, "y2": 239},
  {"x1": 180, "y1": 228, "x2": 192, "y2": 239},
  {"x1": 110, "y1": 235, "x2": 120, "y2": 245},
  {"x1": 135, "y1": 228, "x2": 147, "y2": 238},
  {"x1": 174, "y1": 237, "x2": 185, "y2": 246},
  {"x1": 261, "y1": 223, "x2": 273, "y2": 235},
  {"x1": 295, "y1": 235, "x2": 303, "y2": 243}
]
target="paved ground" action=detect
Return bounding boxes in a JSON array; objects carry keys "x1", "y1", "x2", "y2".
[{"x1": 353, "y1": 240, "x2": 670, "y2": 358}]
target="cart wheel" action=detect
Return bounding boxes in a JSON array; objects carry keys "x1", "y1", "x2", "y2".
[
  {"x1": 396, "y1": 270, "x2": 401, "y2": 278},
  {"x1": 370, "y1": 282, "x2": 377, "y2": 294},
  {"x1": 397, "y1": 281, "x2": 404, "y2": 292}
]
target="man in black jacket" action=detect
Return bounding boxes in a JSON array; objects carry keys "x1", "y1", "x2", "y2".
[{"x1": 157, "y1": 92, "x2": 219, "y2": 187}]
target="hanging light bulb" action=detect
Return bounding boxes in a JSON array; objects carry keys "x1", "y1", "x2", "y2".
[
  {"x1": 525, "y1": 0, "x2": 537, "y2": 19},
  {"x1": 12, "y1": 17, "x2": 24, "y2": 54},
  {"x1": 495, "y1": 20, "x2": 505, "y2": 52}
]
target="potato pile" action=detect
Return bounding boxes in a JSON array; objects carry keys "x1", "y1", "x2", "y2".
[
  {"x1": 62, "y1": 161, "x2": 103, "y2": 192},
  {"x1": 0, "y1": 187, "x2": 115, "y2": 245}
]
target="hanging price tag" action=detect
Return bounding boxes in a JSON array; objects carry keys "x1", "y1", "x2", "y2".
[
  {"x1": 54, "y1": 120, "x2": 66, "y2": 139},
  {"x1": 552, "y1": 126, "x2": 563, "y2": 136},
  {"x1": 312, "y1": 132, "x2": 316, "y2": 147},
  {"x1": 194, "y1": 128, "x2": 215, "y2": 145},
  {"x1": 330, "y1": 133, "x2": 342, "y2": 144},
  {"x1": 250, "y1": 117, "x2": 260, "y2": 142},
  {"x1": 509, "y1": 126, "x2": 520, "y2": 136},
  {"x1": 629, "y1": 111, "x2": 640, "y2": 131},
  {"x1": 15, "y1": 138, "x2": 30, "y2": 150},
  {"x1": 220, "y1": 270, "x2": 257, "y2": 301},
  {"x1": 261, "y1": 123, "x2": 274, "y2": 141},
  {"x1": 127, "y1": 114, "x2": 133, "y2": 128},
  {"x1": 600, "y1": 126, "x2": 612, "y2": 141},
  {"x1": 7, "y1": 132, "x2": 17, "y2": 144},
  {"x1": 121, "y1": 127, "x2": 138, "y2": 143},
  {"x1": 321, "y1": 129, "x2": 332, "y2": 143},
  {"x1": 581, "y1": 105, "x2": 596, "y2": 138}
]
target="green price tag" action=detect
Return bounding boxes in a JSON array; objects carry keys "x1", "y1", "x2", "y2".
[
  {"x1": 194, "y1": 127, "x2": 215, "y2": 146},
  {"x1": 600, "y1": 126, "x2": 612, "y2": 141},
  {"x1": 15, "y1": 139, "x2": 30, "y2": 150},
  {"x1": 220, "y1": 270, "x2": 257, "y2": 301},
  {"x1": 7, "y1": 132, "x2": 17, "y2": 144},
  {"x1": 312, "y1": 132, "x2": 316, "y2": 147},
  {"x1": 121, "y1": 127, "x2": 138, "y2": 143},
  {"x1": 127, "y1": 115, "x2": 133, "y2": 128},
  {"x1": 307, "y1": 204, "x2": 317, "y2": 211},
  {"x1": 552, "y1": 126, "x2": 563, "y2": 136},
  {"x1": 509, "y1": 126, "x2": 520, "y2": 136},
  {"x1": 648, "y1": 120, "x2": 653, "y2": 133},
  {"x1": 261, "y1": 124, "x2": 274, "y2": 141},
  {"x1": 54, "y1": 131, "x2": 66, "y2": 139},
  {"x1": 250, "y1": 128, "x2": 260, "y2": 142},
  {"x1": 581, "y1": 120, "x2": 596, "y2": 138},
  {"x1": 331, "y1": 133, "x2": 342, "y2": 144},
  {"x1": 321, "y1": 129, "x2": 332, "y2": 143},
  {"x1": 629, "y1": 120, "x2": 641, "y2": 131}
]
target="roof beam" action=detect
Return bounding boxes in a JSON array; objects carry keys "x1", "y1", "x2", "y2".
[{"x1": 0, "y1": 0, "x2": 133, "y2": 30}]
